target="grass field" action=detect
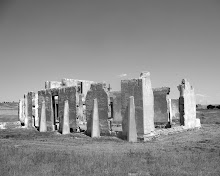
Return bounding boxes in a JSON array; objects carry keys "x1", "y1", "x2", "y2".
[{"x1": 0, "y1": 104, "x2": 220, "y2": 176}]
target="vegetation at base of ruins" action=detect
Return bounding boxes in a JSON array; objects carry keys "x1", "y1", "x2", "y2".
[
  {"x1": 0, "y1": 102, "x2": 18, "y2": 122},
  {"x1": 197, "y1": 109, "x2": 220, "y2": 124},
  {"x1": 0, "y1": 106, "x2": 220, "y2": 175},
  {"x1": 0, "y1": 133, "x2": 220, "y2": 176}
]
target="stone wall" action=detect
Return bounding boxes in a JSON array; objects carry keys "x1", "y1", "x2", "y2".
[
  {"x1": 27, "y1": 92, "x2": 34, "y2": 128},
  {"x1": 153, "y1": 87, "x2": 170, "y2": 124},
  {"x1": 45, "y1": 81, "x2": 62, "y2": 89},
  {"x1": 178, "y1": 79, "x2": 198, "y2": 128},
  {"x1": 121, "y1": 72, "x2": 154, "y2": 137},
  {"x1": 85, "y1": 83, "x2": 109, "y2": 135}
]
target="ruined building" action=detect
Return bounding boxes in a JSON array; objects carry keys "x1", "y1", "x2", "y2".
[{"x1": 18, "y1": 72, "x2": 201, "y2": 138}]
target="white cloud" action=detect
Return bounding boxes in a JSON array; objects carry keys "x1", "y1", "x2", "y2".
[
  {"x1": 118, "y1": 73, "x2": 127, "y2": 78},
  {"x1": 196, "y1": 94, "x2": 210, "y2": 97}
]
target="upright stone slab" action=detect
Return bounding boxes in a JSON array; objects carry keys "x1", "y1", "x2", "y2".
[
  {"x1": 128, "y1": 96, "x2": 137, "y2": 142},
  {"x1": 24, "y1": 94, "x2": 28, "y2": 128},
  {"x1": 91, "y1": 99, "x2": 100, "y2": 138},
  {"x1": 168, "y1": 99, "x2": 172, "y2": 123},
  {"x1": 39, "y1": 101, "x2": 47, "y2": 132},
  {"x1": 45, "y1": 89, "x2": 54, "y2": 131},
  {"x1": 27, "y1": 92, "x2": 34, "y2": 128},
  {"x1": 153, "y1": 87, "x2": 170, "y2": 124},
  {"x1": 62, "y1": 100, "x2": 70, "y2": 134},
  {"x1": 178, "y1": 79, "x2": 198, "y2": 128},
  {"x1": 34, "y1": 93, "x2": 39, "y2": 127},
  {"x1": 58, "y1": 86, "x2": 77, "y2": 132},
  {"x1": 121, "y1": 72, "x2": 154, "y2": 137},
  {"x1": 86, "y1": 83, "x2": 109, "y2": 136},
  {"x1": 18, "y1": 99, "x2": 24, "y2": 124},
  {"x1": 38, "y1": 90, "x2": 46, "y2": 129}
]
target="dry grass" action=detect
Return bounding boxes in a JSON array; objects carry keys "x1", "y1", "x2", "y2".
[{"x1": 0, "y1": 107, "x2": 220, "y2": 175}]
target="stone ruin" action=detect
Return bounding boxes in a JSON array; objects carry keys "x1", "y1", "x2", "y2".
[{"x1": 18, "y1": 72, "x2": 201, "y2": 141}]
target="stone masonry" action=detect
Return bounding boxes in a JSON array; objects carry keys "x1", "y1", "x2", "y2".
[{"x1": 121, "y1": 72, "x2": 154, "y2": 137}]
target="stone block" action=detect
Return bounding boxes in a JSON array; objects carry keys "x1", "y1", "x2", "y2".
[
  {"x1": 178, "y1": 79, "x2": 197, "y2": 128},
  {"x1": 153, "y1": 87, "x2": 170, "y2": 124},
  {"x1": 122, "y1": 72, "x2": 154, "y2": 137}
]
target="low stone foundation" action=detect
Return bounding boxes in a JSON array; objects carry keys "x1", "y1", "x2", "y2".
[{"x1": 142, "y1": 125, "x2": 201, "y2": 141}]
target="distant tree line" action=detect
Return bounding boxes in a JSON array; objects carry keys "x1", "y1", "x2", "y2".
[
  {"x1": 1, "y1": 101, "x2": 16, "y2": 104},
  {"x1": 207, "y1": 105, "x2": 220, "y2": 109}
]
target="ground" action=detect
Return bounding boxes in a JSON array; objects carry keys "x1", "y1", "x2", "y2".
[{"x1": 0, "y1": 104, "x2": 220, "y2": 176}]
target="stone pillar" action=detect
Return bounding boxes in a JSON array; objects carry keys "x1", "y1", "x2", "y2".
[
  {"x1": 45, "y1": 81, "x2": 50, "y2": 89},
  {"x1": 51, "y1": 97, "x2": 55, "y2": 131},
  {"x1": 27, "y1": 92, "x2": 34, "y2": 128},
  {"x1": 91, "y1": 98, "x2": 100, "y2": 138},
  {"x1": 121, "y1": 71, "x2": 154, "y2": 137},
  {"x1": 140, "y1": 72, "x2": 155, "y2": 134},
  {"x1": 18, "y1": 99, "x2": 23, "y2": 122},
  {"x1": 178, "y1": 79, "x2": 198, "y2": 128},
  {"x1": 62, "y1": 100, "x2": 70, "y2": 134},
  {"x1": 39, "y1": 101, "x2": 47, "y2": 132},
  {"x1": 168, "y1": 99, "x2": 172, "y2": 123},
  {"x1": 24, "y1": 94, "x2": 28, "y2": 128},
  {"x1": 35, "y1": 93, "x2": 39, "y2": 127},
  {"x1": 128, "y1": 96, "x2": 137, "y2": 142}
]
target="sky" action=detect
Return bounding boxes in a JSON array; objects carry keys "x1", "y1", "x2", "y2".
[{"x1": 0, "y1": 0, "x2": 220, "y2": 104}]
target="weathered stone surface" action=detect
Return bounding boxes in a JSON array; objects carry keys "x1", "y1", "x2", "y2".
[
  {"x1": 38, "y1": 90, "x2": 46, "y2": 128},
  {"x1": 178, "y1": 79, "x2": 199, "y2": 128},
  {"x1": 86, "y1": 83, "x2": 109, "y2": 135},
  {"x1": 45, "y1": 89, "x2": 53, "y2": 131},
  {"x1": 18, "y1": 99, "x2": 25, "y2": 124},
  {"x1": 58, "y1": 86, "x2": 77, "y2": 132},
  {"x1": 121, "y1": 72, "x2": 154, "y2": 137},
  {"x1": 153, "y1": 87, "x2": 170, "y2": 124},
  {"x1": 45, "y1": 81, "x2": 62, "y2": 89},
  {"x1": 62, "y1": 100, "x2": 70, "y2": 134},
  {"x1": 39, "y1": 101, "x2": 47, "y2": 132},
  {"x1": 109, "y1": 91, "x2": 122, "y2": 123},
  {"x1": 128, "y1": 96, "x2": 137, "y2": 142},
  {"x1": 34, "y1": 92, "x2": 39, "y2": 127},
  {"x1": 91, "y1": 99, "x2": 100, "y2": 138},
  {"x1": 170, "y1": 99, "x2": 180, "y2": 124},
  {"x1": 24, "y1": 94, "x2": 28, "y2": 128},
  {"x1": 27, "y1": 92, "x2": 34, "y2": 128},
  {"x1": 141, "y1": 72, "x2": 155, "y2": 134},
  {"x1": 61, "y1": 78, "x2": 94, "y2": 96}
]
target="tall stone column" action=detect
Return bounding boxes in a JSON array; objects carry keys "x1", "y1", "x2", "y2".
[
  {"x1": 178, "y1": 79, "x2": 198, "y2": 128},
  {"x1": 35, "y1": 93, "x2": 39, "y2": 127},
  {"x1": 24, "y1": 94, "x2": 28, "y2": 128},
  {"x1": 141, "y1": 72, "x2": 155, "y2": 135},
  {"x1": 121, "y1": 71, "x2": 154, "y2": 138},
  {"x1": 18, "y1": 99, "x2": 23, "y2": 123},
  {"x1": 168, "y1": 99, "x2": 172, "y2": 123}
]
